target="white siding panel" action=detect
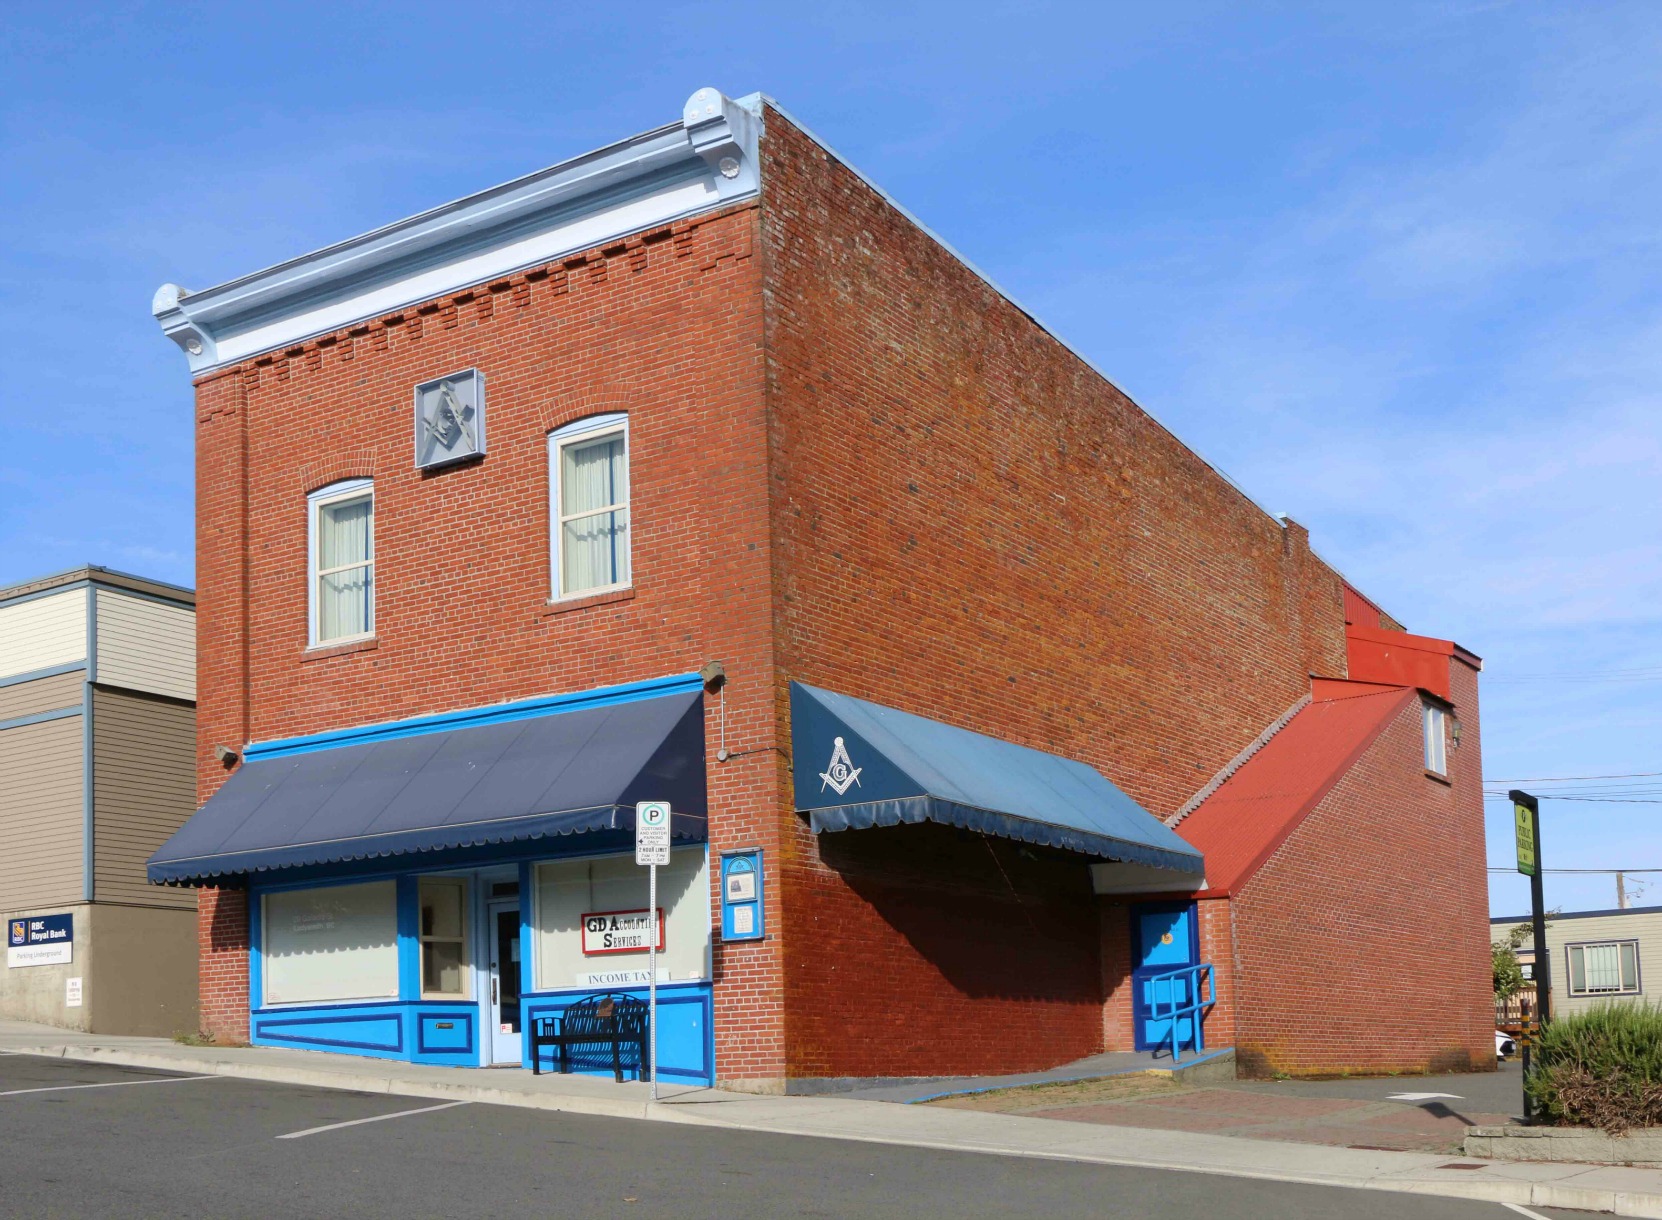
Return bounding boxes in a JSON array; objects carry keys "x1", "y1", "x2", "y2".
[
  {"x1": 96, "y1": 592, "x2": 195, "y2": 702},
  {"x1": 0, "y1": 589, "x2": 87, "y2": 682}
]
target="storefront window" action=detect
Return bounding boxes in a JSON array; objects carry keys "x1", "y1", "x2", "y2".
[
  {"x1": 533, "y1": 849, "x2": 709, "y2": 992},
  {"x1": 420, "y1": 877, "x2": 470, "y2": 998},
  {"x1": 263, "y1": 881, "x2": 398, "y2": 1006}
]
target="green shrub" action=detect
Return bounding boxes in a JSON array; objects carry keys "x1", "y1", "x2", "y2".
[{"x1": 1526, "y1": 1002, "x2": 1662, "y2": 1133}]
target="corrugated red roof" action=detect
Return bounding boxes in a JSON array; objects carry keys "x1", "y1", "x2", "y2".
[{"x1": 1176, "y1": 685, "x2": 1415, "y2": 895}]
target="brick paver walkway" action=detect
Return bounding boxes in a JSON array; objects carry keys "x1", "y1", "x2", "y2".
[{"x1": 934, "y1": 1081, "x2": 1510, "y2": 1154}]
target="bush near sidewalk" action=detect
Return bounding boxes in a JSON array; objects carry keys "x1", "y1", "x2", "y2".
[{"x1": 1526, "y1": 1002, "x2": 1662, "y2": 1134}]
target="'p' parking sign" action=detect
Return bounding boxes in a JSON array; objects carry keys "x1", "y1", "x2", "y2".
[{"x1": 635, "y1": 801, "x2": 671, "y2": 866}]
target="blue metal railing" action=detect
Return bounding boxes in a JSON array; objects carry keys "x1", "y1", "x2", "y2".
[{"x1": 1147, "y1": 962, "x2": 1216, "y2": 1065}]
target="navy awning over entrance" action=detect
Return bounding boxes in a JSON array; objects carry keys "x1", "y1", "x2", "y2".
[
  {"x1": 790, "y1": 683, "x2": 1202, "y2": 873},
  {"x1": 149, "y1": 683, "x2": 706, "y2": 886}
]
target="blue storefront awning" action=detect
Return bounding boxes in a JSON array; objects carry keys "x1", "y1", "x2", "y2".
[
  {"x1": 790, "y1": 683, "x2": 1202, "y2": 873},
  {"x1": 149, "y1": 680, "x2": 706, "y2": 886}
]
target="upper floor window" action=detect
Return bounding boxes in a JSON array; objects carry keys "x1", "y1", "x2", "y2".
[
  {"x1": 1567, "y1": 940, "x2": 1640, "y2": 997},
  {"x1": 309, "y1": 479, "x2": 374, "y2": 645},
  {"x1": 550, "y1": 415, "x2": 630, "y2": 599},
  {"x1": 1423, "y1": 701, "x2": 1447, "y2": 775}
]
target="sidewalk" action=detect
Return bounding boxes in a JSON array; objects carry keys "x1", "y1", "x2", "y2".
[{"x1": 5, "y1": 1019, "x2": 1662, "y2": 1218}]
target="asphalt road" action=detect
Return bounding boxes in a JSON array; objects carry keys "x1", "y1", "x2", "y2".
[{"x1": 0, "y1": 1053, "x2": 1584, "y2": 1219}]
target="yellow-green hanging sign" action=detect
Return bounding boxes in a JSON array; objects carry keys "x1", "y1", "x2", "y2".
[{"x1": 1515, "y1": 802, "x2": 1538, "y2": 877}]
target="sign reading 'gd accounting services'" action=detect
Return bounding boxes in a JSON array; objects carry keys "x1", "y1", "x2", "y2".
[
  {"x1": 580, "y1": 909, "x2": 665, "y2": 956},
  {"x1": 8, "y1": 913, "x2": 73, "y2": 968}
]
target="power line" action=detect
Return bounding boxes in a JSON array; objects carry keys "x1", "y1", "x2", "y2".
[
  {"x1": 1487, "y1": 867, "x2": 1662, "y2": 874},
  {"x1": 1482, "y1": 793, "x2": 1662, "y2": 804},
  {"x1": 1486, "y1": 772, "x2": 1662, "y2": 783}
]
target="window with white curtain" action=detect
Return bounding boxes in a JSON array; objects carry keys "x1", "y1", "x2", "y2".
[
  {"x1": 309, "y1": 479, "x2": 375, "y2": 645},
  {"x1": 549, "y1": 415, "x2": 630, "y2": 598},
  {"x1": 262, "y1": 881, "x2": 399, "y2": 1006},
  {"x1": 1567, "y1": 940, "x2": 1640, "y2": 996},
  {"x1": 1423, "y1": 702, "x2": 1447, "y2": 775}
]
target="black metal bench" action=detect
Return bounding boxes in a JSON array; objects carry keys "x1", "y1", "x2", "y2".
[{"x1": 530, "y1": 992, "x2": 649, "y2": 1082}]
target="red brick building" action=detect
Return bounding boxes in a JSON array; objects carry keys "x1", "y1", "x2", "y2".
[{"x1": 148, "y1": 89, "x2": 1492, "y2": 1089}]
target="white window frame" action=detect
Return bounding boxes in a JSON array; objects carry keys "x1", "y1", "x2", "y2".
[
  {"x1": 1566, "y1": 939, "x2": 1641, "y2": 997},
  {"x1": 548, "y1": 413, "x2": 631, "y2": 601},
  {"x1": 307, "y1": 478, "x2": 375, "y2": 647},
  {"x1": 418, "y1": 875, "x2": 472, "y2": 1000},
  {"x1": 1423, "y1": 701, "x2": 1448, "y2": 775}
]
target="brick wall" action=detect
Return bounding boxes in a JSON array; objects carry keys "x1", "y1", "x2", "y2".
[
  {"x1": 757, "y1": 104, "x2": 1352, "y2": 1080},
  {"x1": 196, "y1": 886, "x2": 249, "y2": 1042},
  {"x1": 1228, "y1": 663, "x2": 1492, "y2": 1076},
  {"x1": 191, "y1": 205, "x2": 787, "y2": 1078}
]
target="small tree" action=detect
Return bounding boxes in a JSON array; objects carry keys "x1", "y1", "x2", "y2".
[
  {"x1": 1493, "y1": 914, "x2": 1557, "y2": 1003},
  {"x1": 1494, "y1": 940, "x2": 1526, "y2": 1002}
]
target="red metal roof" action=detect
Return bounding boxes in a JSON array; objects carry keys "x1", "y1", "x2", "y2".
[{"x1": 1175, "y1": 685, "x2": 1416, "y2": 896}]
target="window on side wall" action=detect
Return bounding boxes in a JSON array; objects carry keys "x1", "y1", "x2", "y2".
[
  {"x1": 1567, "y1": 940, "x2": 1640, "y2": 997},
  {"x1": 1423, "y1": 701, "x2": 1448, "y2": 775},
  {"x1": 308, "y1": 479, "x2": 375, "y2": 645},
  {"x1": 549, "y1": 414, "x2": 630, "y2": 599},
  {"x1": 419, "y1": 877, "x2": 470, "y2": 999}
]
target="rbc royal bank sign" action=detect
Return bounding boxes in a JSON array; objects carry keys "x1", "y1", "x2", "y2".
[{"x1": 7, "y1": 913, "x2": 73, "y2": 969}]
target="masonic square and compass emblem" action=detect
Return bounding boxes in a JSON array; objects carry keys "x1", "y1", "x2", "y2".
[
  {"x1": 414, "y1": 369, "x2": 486, "y2": 469},
  {"x1": 819, "y1": 736, "x2": 862, "y2": 796}
]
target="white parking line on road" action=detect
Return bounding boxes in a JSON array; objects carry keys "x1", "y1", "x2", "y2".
[
  {"x1": 1502, "y1": 1203, "x2": 1552, "y2": 1219},
  {"x1": 277, "y1": 1100, "x2": 472, "y2": 1140},
  {"x1": 0, "y1": 1074, "x2": 221, "y2": 1097}
]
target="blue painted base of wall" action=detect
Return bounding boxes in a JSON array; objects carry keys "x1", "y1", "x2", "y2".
[
  {"x1": 252, "y1": 1000, "x2": 478, "y2": 1066},
  {"x1": 250, "y1": 983, "x2": 715, "y2": 1084},
  {"x1": 524, "y1": 983, "x2": 713, "y2": 1084}
]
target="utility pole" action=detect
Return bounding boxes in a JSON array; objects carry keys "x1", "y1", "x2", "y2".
[{"x1": 1618, "y1": 871, "x2": 1628, "y2": 910}]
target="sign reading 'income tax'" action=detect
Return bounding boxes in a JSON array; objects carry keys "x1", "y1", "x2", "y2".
[{"x1": 580, "y1": 908, "x2": 665, "y2": 956}]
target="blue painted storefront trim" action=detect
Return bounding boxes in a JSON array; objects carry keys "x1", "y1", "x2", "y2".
[
  {"x1": 254, "y1": 1010, "x2": 407, "y2": 1056},
  {"x1": 523, "y1": 983, "x2": 714, "y2": 1085},
  {"x1": 244, "y1": 672, "x2": 702, "y2": 760},
  {"x1": 248, "y1": 856, "x2": 713, "y2": 1078}
]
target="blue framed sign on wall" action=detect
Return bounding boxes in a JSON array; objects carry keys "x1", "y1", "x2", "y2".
[{"x1": 720, "y1": 851, "x2": 764, "y2": 942}]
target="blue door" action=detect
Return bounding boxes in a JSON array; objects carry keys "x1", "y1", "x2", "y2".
[{"x1": 1131, "y1": 902, "x2": 1199, "y2": 1053}]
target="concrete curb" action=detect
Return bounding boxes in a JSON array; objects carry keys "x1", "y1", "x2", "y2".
[
  {"x1": 1466, "y1": 1122, "x2": 1662, "y2": 1167},
  {"x1": 9, "y1": 1040, "x2": 1662, "y2": 1217}
]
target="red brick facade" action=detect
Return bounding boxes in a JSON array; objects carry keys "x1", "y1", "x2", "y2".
[
  {"x1": 758, "y1": 109, "x2": 1359, "y2": 1078},
  {"x1": 1228, "y1": 658, "x2": 1490, "y2": 1076},
  {"x1": 183, "y1": 98, "x2": 1487, "y2": 1083}
]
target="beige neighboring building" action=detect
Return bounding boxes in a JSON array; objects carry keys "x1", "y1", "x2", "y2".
[
  {"x1": 0, "y1": 566, "x2": 198, "y2": 1035},
  {"x1": 1493, "y1": 904, "x2": 1661, "y2": 1019}
]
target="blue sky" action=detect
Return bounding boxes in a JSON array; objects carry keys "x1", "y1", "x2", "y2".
[{"x1": 2, "y1": 2, "x2": 1657, "y2": 917}]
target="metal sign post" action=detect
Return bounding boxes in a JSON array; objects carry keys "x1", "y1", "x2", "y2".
[
  {"x1": 635, "y1": 801, "x2": 671, "y2": 1102},
  {"x1": 1511, "y1": 788, "x2": 1547, "y2": 1123},
  {"x1": 1511, "y1": 789, "x2": 1550, "y2": 1027}
]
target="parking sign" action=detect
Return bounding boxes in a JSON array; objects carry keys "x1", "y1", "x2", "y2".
[{"x1": 635, "y1": 801, "x2": 671, "y2": 866}]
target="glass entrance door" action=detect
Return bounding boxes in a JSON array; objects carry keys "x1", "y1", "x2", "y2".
[{"x1": 486, "y1": 902, "x2": 522, "y2": 1065}]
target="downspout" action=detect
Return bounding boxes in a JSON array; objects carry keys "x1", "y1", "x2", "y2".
[{"x1": 82, "y1": 583, "x2": 98, "y2": 903}]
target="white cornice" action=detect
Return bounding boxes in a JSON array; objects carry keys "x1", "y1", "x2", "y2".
[{"x1": 153, "y1": 88, "x2": 760, "y2": 375}]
